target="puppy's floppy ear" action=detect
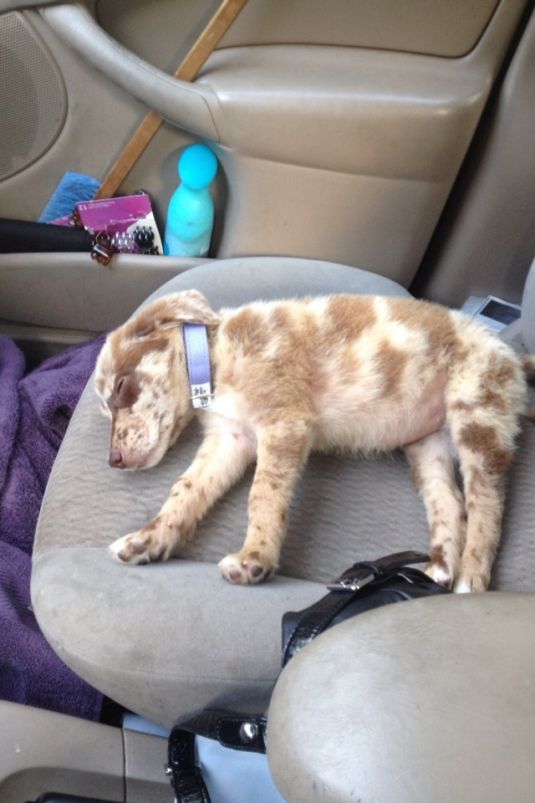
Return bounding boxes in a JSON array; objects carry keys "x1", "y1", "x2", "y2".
[
  {"x1": 156, "y1": 290, "x2": 220, "y2": 326},
  {"x1": 127, "y1": 290, "x2": 220, "y2": 339}
]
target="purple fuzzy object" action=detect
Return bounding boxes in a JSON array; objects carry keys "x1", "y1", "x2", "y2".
[{"x1": 0, "y1": 334, "x2": 105, "y2": 720}]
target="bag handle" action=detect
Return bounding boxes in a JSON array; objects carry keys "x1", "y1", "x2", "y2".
[
  {"x1": 167, "y1": 727, "x2": 211, "y2": 803},
  {"x1": 167, "y1": 710, "x2": 267, "y2": 802},
  {"x1": 282, "y1": 551, "x2": 431, "y2": 666},
  {"x1": 326, "y1": 549, "x2": 430, "y2": 591}
]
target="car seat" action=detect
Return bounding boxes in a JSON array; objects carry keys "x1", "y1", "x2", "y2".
[{"x1": 31, "y1": 256, "x2": 535, "y2": 799}]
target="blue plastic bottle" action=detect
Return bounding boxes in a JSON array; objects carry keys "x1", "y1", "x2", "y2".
[{"x1": 164, "y1": 144, "x2": 218, "y2": 257}]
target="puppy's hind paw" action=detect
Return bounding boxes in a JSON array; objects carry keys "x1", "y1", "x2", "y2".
[
  {"x1": 454, "y1": 554, "x2": 490, "y2": 593},
  {"x1": 218, "y1": 550, "x2": 275, "y2": 585},
  {"x1": 109, "y1": 530, "x2": 167, "y2": 565},
  {"x1": 424, "y1": 546, "x2": 459, "y2": 589},
  {"x1": 453, "y1": 573, "x2": 488, "y2": 594}
]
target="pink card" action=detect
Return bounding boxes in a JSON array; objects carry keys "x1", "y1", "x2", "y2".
[{"x1": 51, "y1": 193, "x2": 163, "y2": 256}]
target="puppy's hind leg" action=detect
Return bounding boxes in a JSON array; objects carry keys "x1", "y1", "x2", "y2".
[
  {"x1": 405, "y1": 429, "x2": 466, "y2": 589},
  {"x1": 448, "y1": 413, "x2": 513, "y2": 593},
  {"x1": 446, "y1": 350, "x2": 524, "y2": 592}
]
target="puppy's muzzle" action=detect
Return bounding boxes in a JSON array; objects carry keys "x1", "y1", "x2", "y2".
[
  {"x1": 108, "y1": 445, "x2": 160, "y2": 470},
  {"x1": 109, "y1": 448, "x2": 125, "y2": 468}
]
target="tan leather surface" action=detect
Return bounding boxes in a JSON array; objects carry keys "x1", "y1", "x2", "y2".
[
  {"x1": 34, "y1": 1, "x2": 527, "y2": 285},
  {"x1": 416, "y1": 9, "x2": 535, "y2": 308},
  {"x1": 100, "y1": 0, "x2": 499, "y2": 60},
  {"x1": 41, "y1": 4, "x2": 219, "y2": 140},
  {"x1": 0, "y1": 0, "x2": 54, "y2": 10},
  {"x1": 0, "y1": 253, "x2": 208, "y2": 332},
  {"x1": 0, "y1": 700, "x2": 123, "y2": 800}
]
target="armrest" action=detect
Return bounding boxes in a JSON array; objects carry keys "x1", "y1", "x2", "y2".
[
  {"x1": 267, "y1": 592, "x2": 535, "y2": 803},
  {"x1": 40, "y1": 3, "x2": 219, "y2": 140}
]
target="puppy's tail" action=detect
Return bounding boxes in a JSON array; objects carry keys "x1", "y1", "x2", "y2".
[
  {"x1": 521, "y1": 356, "x2": 535, "y2": 421},
  {"x1": 521, "y1": 354, "x2": 535, "y2": 382}
]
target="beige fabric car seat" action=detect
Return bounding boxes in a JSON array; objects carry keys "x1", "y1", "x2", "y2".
[{"x1": 32, "y1": 257, "x2": 534, "y2": 735}]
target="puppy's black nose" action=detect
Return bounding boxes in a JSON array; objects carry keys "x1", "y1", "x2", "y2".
[{"x1": 109, "y1": 448, "x2": 124, "y2": 468}]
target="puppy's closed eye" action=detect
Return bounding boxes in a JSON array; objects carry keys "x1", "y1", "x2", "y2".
[
  {"x1": 134, "y1": 319, "x2": 180, "y2": 340},
  {"x1": 115, "y1": 375, "x2": 126, "y2": 397},
  {"x1": 112, "y1": 372, "x2": 140, "y2": 409},
  {"x1": 134, "y1": 327, "x2": 155, "y2": 340}
]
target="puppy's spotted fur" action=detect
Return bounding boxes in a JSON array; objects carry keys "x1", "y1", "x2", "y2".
[{"x1": 95, "y1": 290, "x2": 534, "y2": 591}]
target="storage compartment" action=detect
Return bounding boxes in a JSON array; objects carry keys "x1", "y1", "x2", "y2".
[
  {"x1": 0, "y1": 252, "x2": 209, "y2": 361},
  {"x1": 0, "y1": 701, "x2": 173, "y2": 803}
]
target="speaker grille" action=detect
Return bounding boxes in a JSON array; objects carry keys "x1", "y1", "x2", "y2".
[{"x1": 0, "y1": 12, "x2": 66, "y2": 181}]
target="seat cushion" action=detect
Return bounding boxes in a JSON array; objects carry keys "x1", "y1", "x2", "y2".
[
  {"x1": 267, "y1": 592, "x2": 535, "y2": 803},
  {"x1": 31, "y1": 257, "x2": 535, "y2": 726}
]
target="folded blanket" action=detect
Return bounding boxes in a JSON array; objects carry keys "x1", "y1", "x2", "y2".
[{"x1": 0, "y1": 334, "x2": 105, "y2": 720}]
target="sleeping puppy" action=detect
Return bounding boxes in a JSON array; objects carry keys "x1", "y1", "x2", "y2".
[{"x1": 94, "y1": 290, "x2": 534, "y2": 591}]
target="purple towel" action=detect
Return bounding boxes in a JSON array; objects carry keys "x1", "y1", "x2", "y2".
[{"x1": 0, "y1": 334, "x2": 105, "y2": 720}]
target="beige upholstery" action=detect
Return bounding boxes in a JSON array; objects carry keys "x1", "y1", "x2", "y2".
[
  {"x1": 32, "y1": 257, "x2": 535, "y2": 730},
  {"x1": 29, "y1": 1, "x2": 526, "y2": 286},
  {"x1": 267, "y1": 592, "x2": 535, "y2": 803}
]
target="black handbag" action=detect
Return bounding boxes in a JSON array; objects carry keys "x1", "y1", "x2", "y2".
[{"x1": 166, "y1": 550, "x2": 449, "y2": 802}]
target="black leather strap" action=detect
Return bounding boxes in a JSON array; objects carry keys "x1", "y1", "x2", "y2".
[
  {"x1": 167, "y1": 727, "x2": 211, "y2": 803},
  {"x1": 331, "y1": 550, "x2": 430, "y2": 590},
  {"x1": 179, "y1": 708, "x2": 267, "y2": 753},
  {"x1": 166, "y1": 709, "x2": 268, "y2": 799},
  {"x1": 282, "y1": 587, "x2": 357, "y2": 665},
  {"x1": 0, "y1": 218, "x2": 93, "y2": 253},
  {"x1": 282, "y1": 551, "x2": 432, "y2": 666}
]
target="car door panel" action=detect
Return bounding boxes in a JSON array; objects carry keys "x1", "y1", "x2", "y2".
[
  {"x1": 414, "y1": 8, "x2": 535, "y2": 308},
  {"x1": 99, "y1": 0, "x2": 501, "y2": 61},
  {"x1": 0, "y1": 0, "x2": 531, "y2": 349}
]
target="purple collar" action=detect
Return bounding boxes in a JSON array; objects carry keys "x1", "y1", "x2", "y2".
[{"x1": 183, "y1": 323, "x2": 213, "y2": 409}]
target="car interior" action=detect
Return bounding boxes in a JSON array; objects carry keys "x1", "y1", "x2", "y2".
[{"x1": 1, "y1": 1, "x2": 535, "y2": 801}]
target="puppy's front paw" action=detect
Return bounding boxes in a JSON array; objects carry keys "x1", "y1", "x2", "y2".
[
  {"x1": 218, "y1": 549, "x2": 276, "y2": 585},
  {"x1": 109, "y1": 530, "x2": 165, "y2": 564},
  {"x1": 110, "y1": 515, "x2": 197, "y2": 565}
]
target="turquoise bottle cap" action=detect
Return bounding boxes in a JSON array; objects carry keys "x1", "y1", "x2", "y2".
[{"x1": 178, "y1": 144, "x2": 218, "y2": 190}]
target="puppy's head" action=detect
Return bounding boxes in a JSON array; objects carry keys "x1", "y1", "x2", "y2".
[{"x1": 95, "y1": 290, "x2": 219, "y2": 470}]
